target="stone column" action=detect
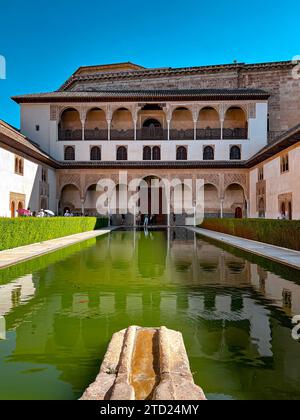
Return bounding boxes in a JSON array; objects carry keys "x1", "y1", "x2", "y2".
[
  {"x1": 81, "y1": 120, "x2": 85, "y2": 141},
  {"x1": 167, "y1": 120, "x2": 171, "y2": 141},
  {"x1": 133, "y1": 119, "x2": 137, "y2": 141},
  {"x1": 81, "y1": 199, "x2": 85, "y2": 216},
  {"x1": 107, "y1": 120, "x2": 111, "y2": 141},
  {"x1": 193, "y1": 120, "x2": 197, "y2": 140},
  {"x1": 220, "y1": 119, "x2": 224, "y2": 140}
]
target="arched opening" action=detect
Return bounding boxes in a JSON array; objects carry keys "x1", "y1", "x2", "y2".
[
  {"x1": 59, "y1": 184, "x2": 81, "y2": 215},
  {"x1": 170, "y1": 107, "x2": 193, "y2": 140},
  {"x1": 223, "y1": 107, "x2": 248, "y2": 139},
  {"x1": 230, "y1": 145, "x2": 242, "y2": 160},
  {"x1": 235, "y1": 207, "x2": 243, "y2": 219},
  {"x1": 116, "y1": 146, "x2": 128, "y2": 161},
  {"x1": 85, "y1": 108, "x2": 107, "y2": 140},
  {"x1": 64, "y1": 146, "x2": 75, "y2": 161},
  {"x1": 171, "y1": 182, "x2": 193, "y2": 226},
  {"x1": 109, "y1": 184, "x2": 129, "y2": 225},
  {"x1": 224, "y1": 184, "x2": 245, "y2": 218},
  {"x1": 111, "y1": 108, "x2": 134, "y2": 140},
  {"x1": 152, "y1": 146, "x2": 161, "y2": 161},
  {"x1": 258, "y1": 198, "x2": 265, "y2": 218},
  {"x1": 197, "y1": 107, "x2": 221, "y2": 139},
  {"x1": 40, "y1": 197, "x2": 48, "y2": 210},
  {"x1": 204, "y1": 184, "x2": 220, "y2": 218},
  {"x1": 139, "y1": 176, "x2": 168, "y2": 225},
  {"x1": 10, "y1": 201, "x2": 15, "y2": 218},
  {"x1": 90, "y1": 146, "x2": 101, "y2": 161},
  {"x1": 58, "y1": 108, "x2": 82, "y2": 141},
  {"x1": 17, "y1": 201, "x2": 23, "y2": 216},
  {"x1": 84, "y1": 184, "x2": 102, "y2": 216},
  {"x1": 138, "y1": 105, "x2": 166, "y2": 140},
  {"x1": 143, "y1": 146, "x2": 152, "y2": 161},
  {"x1": 203, "y1": 146, "x2": 214, "y2": 161},
  {"x1": 176, "y1": 146, "x2": 187, "y2": 161},
  {"x1": 281, "y1": 202, "x2": 286, "y2": 218},
  {"x1": 141, "y1": 118, "x2": 163, "y2": 140}
]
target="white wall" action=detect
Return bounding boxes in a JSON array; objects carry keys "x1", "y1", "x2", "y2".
[
  {"x1": 249, "y1": 145, "x2": 300, "y2": 219},
  {"x1": 0, "y1": 147, "x2": 56, "y2": 217},
  {"x1": 20, "y1": 101, "x2": 268, "y2": 162},
  {"x1": 21, "y1": 104, "x2": 51, "y2": 153}
]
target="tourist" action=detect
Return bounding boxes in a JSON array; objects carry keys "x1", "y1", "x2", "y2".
[
  {"x1": 37, "y1": 209, "x2": 45, "y2": 218},
  {"x1": 144, "y1": 214, "x2": 149, "y2": 228},
  {"x1": 64, "y1": 210, "x2": 71, "y2": 217}
]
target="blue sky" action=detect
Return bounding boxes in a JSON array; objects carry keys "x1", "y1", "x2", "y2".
[{"x1": 0, "y1": 0, "x2": 299, "y2": 127}]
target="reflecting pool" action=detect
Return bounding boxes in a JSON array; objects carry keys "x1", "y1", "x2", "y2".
[{"x1": 0, "y1": 228, "x2": 300, "y2": 400}]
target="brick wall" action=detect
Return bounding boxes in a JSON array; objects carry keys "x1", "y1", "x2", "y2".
[{"x1": 70, "y1": 62, "x2": 300, "y2": 136}]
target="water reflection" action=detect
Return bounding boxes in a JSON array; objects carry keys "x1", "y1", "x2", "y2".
[{"x1": 0, "y1": 228, "x2": 300, "y2": 400}]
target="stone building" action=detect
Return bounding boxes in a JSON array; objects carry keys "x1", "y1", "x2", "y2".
[{"x1": 1, "y1": 60, "x2": 300, "y2": 221}]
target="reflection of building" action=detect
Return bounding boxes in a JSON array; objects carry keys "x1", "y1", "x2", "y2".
[
  {"x1": 1, "y1": 60, "x2": 300, "y2": 219},
  {"x1": 0, "y1": 274, "x2": 36, "y2": 317},
  {"x1": 0, "y1": 229, "x2": 299, "y2": 399}
]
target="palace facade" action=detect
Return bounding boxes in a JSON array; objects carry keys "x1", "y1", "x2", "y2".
[{"x1": 1, "y1": 60, "x2": 300, "y2": 222}]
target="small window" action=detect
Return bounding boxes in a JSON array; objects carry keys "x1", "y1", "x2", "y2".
[
  {"x1": 280, "y1": 154, "x2": 289, "y2": 173},
  {"x1": 176, "y1": 146, "x2": 187, "y2": 161},
  {"x1": 152, "y1": 146, "x2": 161, "y2": 161},
  {"x1": 203, "y1": 146, "x2": 214, "y2": 161},
  {"x1": 35, "y1": 125, "x2": 40, "y2": 132},
  {"x1": 41, "y1": 167, "x2": 48, "y2": 182},
  {"x1": 64, "y1": 146, "x2": 75, "y2": 161},
  {"x1": 90, "y1": 146, "x2": 101, "y2": 161},
  {"x1": 230, "y1": 145, "x2": 241, "y2": 160},
  {"x1": 258, "y1": 167, "x2": 264, "y2": 181},
  {"x1": 143, "y1": 146, "x2": 152, "y2": 160},
  {"x1": 14, "y1": 156, "x2": 24, "y2": 175},
  {"x1": 117, "y1": 146, "x2": 128, "y2": 161}
]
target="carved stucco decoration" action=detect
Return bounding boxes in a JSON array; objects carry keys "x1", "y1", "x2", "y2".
[{"x1": 224, "y1": 173, "x2": 248, "y2": 197}]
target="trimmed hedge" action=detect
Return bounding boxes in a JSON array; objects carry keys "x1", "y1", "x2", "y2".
[
  {"x1": 200, "y1": 218, "x2": 300, "y2": 251},
  {"x1": 0, "y1": 217, "x2": 108, "y2": 251}
]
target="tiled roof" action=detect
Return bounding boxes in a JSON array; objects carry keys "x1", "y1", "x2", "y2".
[
  {"x1": 12, "y1": 88, "x2": 269, "y2": 103},
  {"x1": 0, "y1": 120, "x2": 58, "y2": 166},
  {"x1": 246, "y1": 123, "x2": 300, "y2": 167},
  {"x1": 60, "y1": 60, "x2": 296, "y2": 91}
]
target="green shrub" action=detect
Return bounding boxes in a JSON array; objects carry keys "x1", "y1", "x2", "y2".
[
  {"x1": 0, "y1": 217, "x2": 108, "y2": 251},
  {"x1": 200, "y1": 218, "x2": 300, "y2": 251}
]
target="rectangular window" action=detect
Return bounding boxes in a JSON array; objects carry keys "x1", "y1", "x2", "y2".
[
  {"x1": 14, "y1": 156, "x2": 24, "y2": 176},
  {"x1": 258, "y1": 167, "x2": 264, "y2": 181},
  {"x1": 41, "y1": 167, "x2": 48, "y2": 182},
  {"x1": 280, "y1": 154, "x2": 289, "y2": 174}
]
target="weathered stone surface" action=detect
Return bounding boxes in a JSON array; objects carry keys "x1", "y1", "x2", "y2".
[{"x1": 80, "y1": 326, "x2": 206, "y2": 401}]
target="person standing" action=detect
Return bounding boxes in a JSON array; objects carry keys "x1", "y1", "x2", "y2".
[{"x1": 144, "y1": 214, "x2": 149, "y2": 228}]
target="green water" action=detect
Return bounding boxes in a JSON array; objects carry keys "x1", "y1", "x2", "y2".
[{"x1": 0, "y1": 228, "x2": 300, "y2": 400}]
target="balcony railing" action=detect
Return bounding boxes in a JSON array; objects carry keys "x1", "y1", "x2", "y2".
[
  {"x1": 84, "y1": 129, "x2": 108, "y2": 141},
  {"x1": 110, "y1": 129, "x2": 134, "y2": 141},
  {"x1": 197, "y1": 128, "x2": 221, "y2": 140},
  {"x1": 170, "y1": 129, "x2": 194, "y2": 140},
  {"x1": 58, "y1": 129, "x2": 82, "y2": 141},
  {"x1": 223, "y1": 128, "x2": 248, "y2": 140},
  {"x1": 139, "y1": 127, "x2": 167, "y2": 140},
  {"x1": 58, "y1": 127, "x2": 249, "y2": 141}
]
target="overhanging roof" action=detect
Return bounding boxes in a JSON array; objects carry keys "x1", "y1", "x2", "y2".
[{"x1": 12, "y1": 88, "x2": 270, "y2": 104}]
